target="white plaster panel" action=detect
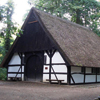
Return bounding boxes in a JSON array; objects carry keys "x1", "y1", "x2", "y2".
[
  {"x1": 22, "y1": 74, "x2": 24, "y2": 81},
  {"x1": 51, "y1": 74, "x2": 67, "y2": 83},
  {"x1": 43, "y1": 74, "x2": 49, "y2": 82},
  {"x1": 8, "y1": 74, "x2": 21, "y2": 77},
  {"x1": 86, "y1": 68, "x2": 91, "y2": 73},
  {"x1": 8, "y1": 66, "x2": 21, "y2": 72},
  {"x1": 43, "y1": 74, "x2": 67, "y2": 83},
  {"x1": 9, "y1": 53, "x2": 21, "y2": 65},
  {"x1": 8, "y1": 66, "x2": 24, "y2": 72},
  {"x1": 85, "y1": 75, "x2": 95, "y2": 82},
  {"x1": 44, "y1": 53, "x2": 50, "y2": 64},
  {"x1": 22, "y1": 66, "x2": 24, "y2": 72},
  {"x1": 43, "y1": 65, "x2": 49, "y2": 73},
  {"x1": 97, "y1": 75, "x2": 100, "y2": 82},
  {"x1": 56, "y1": 74, "x2": 67, "y2": 83},
  {"x1": 71, "y1": 79, "x2": 73, "y2": 84},
  {"x1": 71, "y1": 67, "x2": 81, "y2": 73},
  {"x1": 51, "y1": 74, "x2": 56, "y2": 80},
  {"x1": 51, "y1": 65, "x2": 67, "y2": 72},
  {"x1": 72, "y1": 74, "x2": 84, "y2": 83},
  {"x1": 52, "y1": 52, "x2": 65, "y2": 63},
  {"x1": 8, "y1": 74, "x2": 24, "y2": 81}
]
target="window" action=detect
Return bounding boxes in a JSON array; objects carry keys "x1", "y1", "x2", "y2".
[
  {"x1": 97, "y1": 68, "x2": 100, "y2": 74},
  {"x1": 92, "y1": 68, "x2": 96, "y2": 74},
  {"x1": 81, "y1": 67, "x2": 85, "y2": 73}
]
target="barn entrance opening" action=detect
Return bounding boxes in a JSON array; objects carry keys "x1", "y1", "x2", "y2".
[{"x1": 26, "y1": 54, "x2": 43, "y2": 82}]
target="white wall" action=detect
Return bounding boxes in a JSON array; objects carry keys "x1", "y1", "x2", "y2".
[
  {"x1": 51, "y1": 65, "x2": 67, "y2": 73},
  {"x1": 8, "y1": 53, "x2": 24, "y2": 81},
  {"x1": 71, "y1": 74, "x2": 84, "y2": 83},
  {"x1": 71, "y1": 67, "x2": 97, "y2": 83},
  {"x1": 71, "y1": 67, "x2": 83, "y2": 83},
  {"x1": 52, "y1": 52, "x2": 65, "y2": 63},
  {"x1": 43, "y1": 51, "x2": 67, "y2": 83},
  {"x1": 85, "y1": 68, "x2": 96, "y2": 83},
  {"x1": 9, "y1": 53, "x2": 21, "y2": 65},
  {"x1": 85, "y1": 75, "x2": 95, "y2": 83},
  {"x1": 97, "y1": 75, "x2": 100, "y2": 82}
]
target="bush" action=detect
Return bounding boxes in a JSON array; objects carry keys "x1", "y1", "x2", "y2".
[{"x1": 0, "y1": 68, "x2": 7, "y2": 80}]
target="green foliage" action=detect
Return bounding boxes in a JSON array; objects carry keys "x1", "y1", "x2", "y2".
[
  {"x1": 0, "y1": 68, "x2": 7, "y2": 80},
  {"x1": 0, "y1": 0, "x2": 23, "y2": 55},
  {"x1": 0, "y1": 38, "x2": 5, "y2": 64},
  {"x1": 0, "y1": 46, "x2": 5, "y2": 64},
  {"x1": 29, "y1": 0, "x2": 100, "y2": 36}
]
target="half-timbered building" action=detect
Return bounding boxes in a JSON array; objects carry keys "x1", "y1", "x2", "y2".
[{"x1": 1, "y1": 7, "x2": 100, "y2": 85}]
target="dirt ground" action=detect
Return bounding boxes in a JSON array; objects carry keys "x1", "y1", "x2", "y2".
[{"x1": 0, "y1": 81, "x2": 100, "y2": 100}]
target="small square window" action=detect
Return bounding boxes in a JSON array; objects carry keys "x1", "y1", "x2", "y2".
[
  {"x1": 97, "y1": 68, "x2": 100, "y2": 74},
  {"x1": 81, "y1": 67, "x2": 85, "y2": 73},
  {"x1": 92, "y1": 68, "x2": 96, "y2": 74}
]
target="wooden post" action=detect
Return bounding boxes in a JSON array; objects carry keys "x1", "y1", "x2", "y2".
[
  {"x1": 84, "y1": 67, "x2": 86, "y2": 84},
  {"x1": 21, "y1": 53, "x2": 22, "y2": 81},
  {"x1": 49, "y1": 50, "x2": 52, "y2": 82},
  {"x1": 67, "y1": 66, "x2": 71, "y2": 85},
  {"x1": 96, "y1": 68, "x2": 97, "y2": 83}
]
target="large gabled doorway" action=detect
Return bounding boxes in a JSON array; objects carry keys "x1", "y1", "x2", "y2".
[{"x1": 25, "y1": 52, "x2": 44, "y2": 82}]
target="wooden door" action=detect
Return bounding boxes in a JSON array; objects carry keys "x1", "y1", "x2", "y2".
[{"x1": 26, "y1": 55, "x2": 43, "y2": 82}]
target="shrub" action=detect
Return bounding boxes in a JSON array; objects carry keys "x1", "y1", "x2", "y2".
[{"x1": 0, "y1": 68, "x2": 7, "y2": 80}]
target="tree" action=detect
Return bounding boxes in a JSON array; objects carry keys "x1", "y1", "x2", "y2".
[
  {"x1": 0, "y1": 0, "x2": 23, "y2": 64},
  {"x1": 0, "y1": 0, "x2": 23, "y2": 52},
  {"x1": 28, "y1": 0, "x2": 100, "y2": 36},
  {"x1": 0, "y1": 6, "x2": 5, "y2": 21},
  {"x1": 3, "y1": 0, "x2": 14, "y2": 53},
  {"x1": 28, "y1": 0, "x2": 65, "y2": 18}
]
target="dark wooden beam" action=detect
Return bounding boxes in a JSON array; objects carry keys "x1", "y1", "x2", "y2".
[
  {"x1": 43, "y1": 72, "x2": 67, "y2": 74},
  {"x1": 84, "y1": 67, "x2": 86, "y2": 83},
  {"x1": 51, "y1": 67, "x2": 58, "y2": 80},
  {"x1": 15, "y1": 67, "x2": 21, "y2": 78},
  {"x1": 18, "y1": 53, "x2": 21, "y2": 59},
  {"x1": 44, "y1": 63, "x2": 66, "y2": 65},
  {"x1": 48, "y1": 49, "x2": 57, "y2": 82},
  {"x1": 71, "y1": 72, "x2": 98, "y2": 75},
  {"x1": 21, "y1": 53, "x2": 22, "y2": 81},
  {"x1": 96, "y1": 68, "x2": 97, "y2": 82},
  {"x1": 67, "y1": 66, "x2": 71, "y2": 85},
  {"x1": 51, "y1": 49, "x2": 56, "y2": 57},
  {"x1": 70, "y1": 75, "x2": 75, "y2": 84},
  {"x1": 8, "y1": 64, "x2": 24, "y2": 66},
  {"x1": 49, "y1": 50, "x2": 52, "y2": 81},
  {"x1": 8, "y1": 72, "x2": 24, "y2": 74},
  {"x1": 45, "y1": 50, "x2": 50, "y2": 57}
]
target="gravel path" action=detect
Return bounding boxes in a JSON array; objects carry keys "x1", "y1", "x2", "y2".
[{"x1": 0, "y1": 81, "x2": 100, "y2": 100}]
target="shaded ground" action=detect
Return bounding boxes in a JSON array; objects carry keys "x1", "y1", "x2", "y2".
[{"x1": 0, "y1": 81, "x2": 100, "y2": 100}]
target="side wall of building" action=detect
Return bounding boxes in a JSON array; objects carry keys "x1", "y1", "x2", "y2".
[
  {"x1": 71, "y1": 66, "x2": 100, "y2": 84},
  {"x1": 43, "y1": 51, "x2": 67, "y2": 83},
  {"x1": 8, "y1": 53, "x2": 24, "y2": 81}
]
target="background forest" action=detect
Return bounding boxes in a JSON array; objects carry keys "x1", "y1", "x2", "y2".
[{"x1": 0, "y1": 0, "x2": 100, "y2": 80}]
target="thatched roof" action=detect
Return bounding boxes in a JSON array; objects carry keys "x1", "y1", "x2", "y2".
[
  {"x1": 1, "y1": 7, "x2": 100, "y2": 68},
  {"x1": 35, "y1": 8, "x2": 100, "y2": 67}
]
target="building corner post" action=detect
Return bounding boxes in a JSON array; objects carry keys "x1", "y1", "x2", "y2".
[{"x1": 67, "y1": 66, "x2": 71, "y2": 85}]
